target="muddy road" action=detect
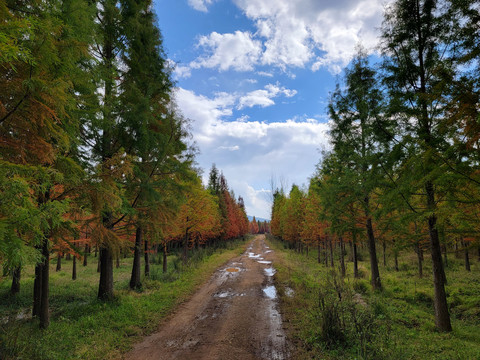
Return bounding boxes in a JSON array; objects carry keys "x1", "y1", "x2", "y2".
[{"x1": 124, "y1": 235, "x2": 290, "y2": 360}]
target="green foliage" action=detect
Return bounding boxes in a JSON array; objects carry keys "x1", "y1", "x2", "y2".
[
  {"x1": 0, "y1": 238, "x2": 248, "y2": 359},
  {"x1": 269, "y1": 234, "x2": 480, "y2": 359}
]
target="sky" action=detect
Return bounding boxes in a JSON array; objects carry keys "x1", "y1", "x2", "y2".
[{"x1": 153, "y1": 0, "x2": 390, "y2": 219}]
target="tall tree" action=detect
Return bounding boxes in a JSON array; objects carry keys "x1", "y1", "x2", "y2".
[
  {"x1": 381, "y1": 0, "x2": 456, "y2": 331},
  {"x1": 328, "y1": 51, "x2": 390, "y2": 290},
  {"x1": 1, "y1": 0, "x2": 94, "y2": 328}
]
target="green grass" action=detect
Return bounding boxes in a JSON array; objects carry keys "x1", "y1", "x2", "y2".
[
  {"x1": 267, "y1": 235, "x2": 480, "y2": 360},
  {"x1": 0, "y1": 237, "x2": 250, "y2": 360}
]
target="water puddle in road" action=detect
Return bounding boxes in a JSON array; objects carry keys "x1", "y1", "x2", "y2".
[
  {"x1": 264, "y1": 267, "x2": 276, "y2": 277},
  {"x1": 214, "y1": 290, "x2": 235, "y2": 298},
  {"x1": 225, "y1": 267, "x2": 240, "y2": 272},
  {"x1": 263, "y1": 285, "x2": 277, "y2": 299},
  {"x1": 258, "y1": 260, "x2": 272, "y2": 265},
  {"x1": 214, "y1": 290, "x2": 246, "y2": 298},
  {"x1": 248, "y1": 252, "x2": 262, "y2": 259}
]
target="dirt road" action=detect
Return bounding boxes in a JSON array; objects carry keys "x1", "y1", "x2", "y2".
[{"x1": 124, "y1": 235, "x2": 289, "y2": 360}]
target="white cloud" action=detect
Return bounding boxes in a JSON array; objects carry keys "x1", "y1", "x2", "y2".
[
  {"x1": 237, "y1": 83, "x2": 297, "y2": 109},
  {"x1": 218, "y1": 145, "x2": 240, "y2": 151},
  {"x1": 186, "y1": 0, "x2": 389, "y2": 74},
  {"x1": 190, "y1": 31, "x2": 263, "y2": 72},
  {"x1": 257, "y1": 71, "x2": 274, "y2": 77},
  {"x1": 188, "y1": 0, "x2": 216, "y2": 12},
  {"x1": 175, "y1": 87, "x2": 330, "y2": 218}
]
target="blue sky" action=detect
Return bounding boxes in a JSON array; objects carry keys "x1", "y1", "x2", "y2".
[{"x1": 154, "y1": 0, "x2": 390, "y2": 219}]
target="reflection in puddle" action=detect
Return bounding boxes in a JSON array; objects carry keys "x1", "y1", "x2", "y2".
[
  {"x1": 225, "y1": 267, "x2": 240, "y2": 272},
  {"x1": 263, "y1": 285, "x2": 277, "y2": 299},
  {"x1": 285, "y1": 287, "x2": 294, "y2": 297},
  {"x1": 248, "y1": 252, "x2": 262, "y2": 259},
  {"x1": 258, "y1": 260, "x2": 272, "y2": 264},
  {"x1": 264, "y1": 250, "x2": 273, "y2": 254},
  {"x1": 264, "y1": 267, "x2": 276, "y2": 277},
  {"x1": 214, "y1": 291, "x2": 234, "y2": 298}
]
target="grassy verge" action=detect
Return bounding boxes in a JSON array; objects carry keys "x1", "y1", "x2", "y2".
[
  {"x1": 0, "y1": 237, "x2": 250, "y2": 360},
  {"x1": 267, "y1": 235, "x2": 480, "y2": 360}
]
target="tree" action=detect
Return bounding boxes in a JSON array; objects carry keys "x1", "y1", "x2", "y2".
[
  {"x1": 119, "y1": 0, "x2": 191, "y2": 290},
  {"x1": 381, "y1": 0, "x2": 456, "y2": 331},
  {"x1": 327, "y1": 51, "x2": 390, "y2": 289},
  {"x1": 0, "y1": 0, "x2": 94, "y2": 328}
]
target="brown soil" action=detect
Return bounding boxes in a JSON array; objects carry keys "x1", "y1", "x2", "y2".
[{"x1": 123, "y1": 234, "x2": 290, "y2": 360}]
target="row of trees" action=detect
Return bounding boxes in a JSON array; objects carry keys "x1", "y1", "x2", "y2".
[
  {"x1": 0, "y1": 0, "x2": 248, "y2": 329},
  {"x1": 272, "y1": 0, "x2": 479, "y2": 333},
  {"x1": 249, "y1": 216, "x2": 270, "y2": 234}
]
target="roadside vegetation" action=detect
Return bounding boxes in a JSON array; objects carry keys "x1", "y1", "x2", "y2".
[
  {"x1": 0, "y1": 237, "x2": 249, "y2": 360},
  {"x1": 268, "y1": 235, "x2": 480, "y2": 359}
]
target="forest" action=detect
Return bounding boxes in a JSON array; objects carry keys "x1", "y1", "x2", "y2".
[
  {"x1": 0, "y1": 0, "x2": 250, "y2": 339},
  {"x1": 1, "y1": 0, "x2": 480, "y2": 359},
  {"x1": 269, "y1": 0, "x2": 480, "y2": 357}
]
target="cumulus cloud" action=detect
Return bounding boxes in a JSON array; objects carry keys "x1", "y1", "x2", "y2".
[
  {"x1": 188, "y1": 0, "x2": 217, "y2": 12},
  {"x1": 190, "y1": 31, "x2": 263, "y2": 72},
  {"x1": 185, "y1": 0, "x2": 389, "y2": 75},
  {"x1": 175, "y1": 87, "x2": 330, "y2": 218},
  {"x1": 237, "y1": 83, "x2": 297, "y2": 110}
]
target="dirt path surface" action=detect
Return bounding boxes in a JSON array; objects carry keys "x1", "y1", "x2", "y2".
[{"x1": 124, "y1": 235, "x2": 289, "y2": 360}]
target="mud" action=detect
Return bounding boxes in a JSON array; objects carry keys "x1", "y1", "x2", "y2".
[{"x1": 124, "y1": 235, "x2": 289, "y2": 360}]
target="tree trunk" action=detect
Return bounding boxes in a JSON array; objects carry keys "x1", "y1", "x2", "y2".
[
  {"x1": 66, "y1": 253, "x2": 71, "y2": 261},
  {"x1": 394, "y1": 250, "x2": 399, "y2": 272},
  {"x1": 366, "y1": 215, "x2": 381, "y2": 290},
  {"x1": 353, "y1": 242, "x2": 359, "y2": 279},
  {"x1": 11, "y1": 266, "x2": 21, "y2": 295},
  {"x1": 39, "y1": 237, "x2": 50, "y2": 329},
  {"x1": 83, "y1": 245, "x2": 88, "y2": 266},
  {"x1": 56, "y1": 253, "x2": 62, "y2": 272},
  {"x1": 163, "y1": 243, "x2": 168, "y2": 273},
  {"x1": 463, "y1": 238, "x2": 470, "y2": 272},
  {"x1": 72, "y1": 256, "x2": 77, "y2": 280},
  {"x1": 317, "y1": 238, "x2": 321, "y2": 264},
  {"x1": 183, "y1": 224, "x2": 189, "y2": 264},
  {"x1": 329, "y1": 236, "x2": 334, "y2": 267},
  {"x1": 339, "y1": 236, "x2": 345, "y2": 277},
  {"x1": 94, "y1": 246, "x2": 97, "y2": 257},
  {"x1": 130, "y1": 226, "x2": 142, "y2": 289},
  {"x1": 98, "y1": 246, "x2": 114, "y2": 300},
  {"x1": 116, "y1": 253, "x2": 120, "y2": 268},
  {"x1": 324, "y1": 237, "x2": 328, "y2": 267},
  {"x1": 426, "y1": 181, "x2": 452, "y2": 332},
  {"x1": 33, "y1": 255, "x2": 42, "y2": 317},
  {"x1": 349, "y1": 240, "x2": 353, "y2": 262},
  {"x1": 144, "y1": 238, "x2": 150, "y2": 277}
]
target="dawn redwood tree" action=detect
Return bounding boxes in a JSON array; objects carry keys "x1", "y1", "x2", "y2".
[
  {"x1": 119, "y1": 0, "x2": 191, "y2": 290},
  {"x1": 328, "y1": 51, "x2": 391, "y2": 289},
  {"x1": 0, "y1": 0, "x2": 93, "y2": 328},
  {"x1": 283, "y1": 185, "x2": 306, "y2": 252},
  {"x1": 381, "y1": 0, "x2": 457, "y2": 331}
]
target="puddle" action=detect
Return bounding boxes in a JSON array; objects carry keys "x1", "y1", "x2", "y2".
[
  {"x1": 264, "y1": 267, "x2": 277, "y2": 277},
  {"x1": 214, "y1": 291, "x2": 234, "y2": 298},
  {"x1": 263, "y1": 285, "x2": 277, "y2": 299},
  {"x1": 285, "y1": 287, "x2": 294, "y2": 298},
  {"x1": 264, "y1": 250, "x2": 273, "y2": 254},
  {"x1": 225, "y1": 267, "x2": 240, "y2": 272},
  {"x1": 258, "y1": 260, "x2": 272, "y2": 265},
  {"x1": 248, "y1": 252, "x2": 262, "y2": 259}
]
